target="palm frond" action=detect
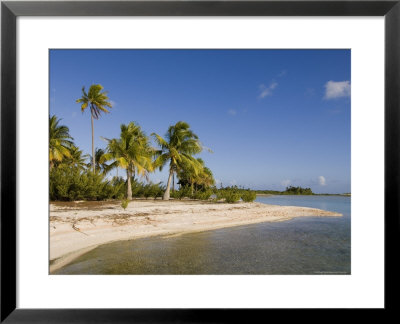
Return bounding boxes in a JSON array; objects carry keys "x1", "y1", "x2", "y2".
[{"x1": 49, "y1": 115, "x2": 74, "y2": 167}]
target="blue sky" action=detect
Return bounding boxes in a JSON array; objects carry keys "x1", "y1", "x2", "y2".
[{"x1": 50, "y1": 49, "x2": 350, "y2": 193}]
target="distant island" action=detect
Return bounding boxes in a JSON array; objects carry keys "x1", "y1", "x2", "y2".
[{"x1": 256, "y1": 186, "x2": 351, "y2": 196}]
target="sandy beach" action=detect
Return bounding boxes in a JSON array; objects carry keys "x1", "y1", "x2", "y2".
[{"x1": 49, "y1": 199, "x2": 342, "y2": 272}]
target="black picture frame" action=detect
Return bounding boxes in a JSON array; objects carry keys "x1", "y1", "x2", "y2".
[{"x1": 1, "y1": 0, "x2": 399, "y2": 322}]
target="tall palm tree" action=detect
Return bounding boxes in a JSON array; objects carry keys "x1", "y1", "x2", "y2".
[
  {"x1": 102, "y1": 122, "x2": 154, "y2": 200},
  {"x1": 76, "y1": 84, "x2": 112, "y2": 173},
  {"x1": 49, "y1": 115, "x2": 74, "y2": 169},
  {"x1": 152, "y1": 121, "x2": 203, "y2": 200}
]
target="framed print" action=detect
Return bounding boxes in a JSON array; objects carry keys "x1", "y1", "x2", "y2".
[{"x1": 1, "y1": 0, "x2": 399, "y2": 322}]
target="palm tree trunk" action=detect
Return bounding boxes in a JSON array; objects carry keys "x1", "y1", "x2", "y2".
[
  {"x1": 126, "y1": 169, "x2": 132, "y2": 200},
  {"x1": 91, "y1": 114, "x2": 95, "y2": 173},
  {"x1": 172, "y1": 173, "x2": 175, "y2": 192},
  {"x1": 163, "y1": 169, "x2": 173, "y2": 200}
]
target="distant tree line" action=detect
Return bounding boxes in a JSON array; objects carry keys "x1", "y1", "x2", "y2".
[
  {"x1": 283, "y1": 186, "x2": 313, "y2": 195},
  {"x1": 256, "y1": 186, "x2": 314, "y2": 195}
]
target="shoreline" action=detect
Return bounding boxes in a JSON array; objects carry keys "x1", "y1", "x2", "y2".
[
  {"x1": 50, "y1": 200, "x2": 342, "y2": 273},
  {"x1": 256, "y1": 193, "x2": 351, "y2": 197}
]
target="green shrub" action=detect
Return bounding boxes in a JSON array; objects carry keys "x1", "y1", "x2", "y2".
[
  {"x1": 121, "y1": 199, "x2": 129, "y2": 210},
  {"x1": 142, "y1": 184, "x2": 152, "y2": 198},
  {"x1": 152, "y1": 183, "x2": 164, "y2": 199},
  {"x1": 213, "y1": 189, "x2": 240, "y2": 203},
  {"x1": 193, "y1": 189, "x2": 213, "y2": 201},
  {"x1": 241, "y1": 190, "x2": 257, "y2": 202},
  {"x1": 215, "y1": 190, "x2": 225, "y2": 201},
  {"x1": 109, "y1": 177, "x2": 126, "y2": 199},
  {"x1": 131, "y1": 179, "x2": 145, "y2": 198},
  {"x1": 213, "y1": 187, "x2": 245, "y2": 203},
  {"x1": 129, "y1": 180, "x2": 164, "y2": 199},
  {"x1": 174, "y1": 186, "x2": 192, "y2": 200},
  {"x1": 49, "y1": 166, "x2": 121, "y2": 201},
  {"x1": 170, "y1": 190, "x2": 178, "y2": 199},
  {"x1": 222, "y1": 190, "x2": 241, "y2": 203},
  {"x1": 138, "y1": 182, "x2": 164, "y2": 199}
]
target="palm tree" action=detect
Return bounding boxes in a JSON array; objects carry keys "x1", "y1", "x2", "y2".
[
  {"x1": 176, "y1": 158, "x2": 203, "y2": 195},
  {"x1": 88, "y1": 148, "x2": 112, "y2": 174},
  {"x1": 152, "y1": 121, "x2": 203, "y2": 200},
  {"x1": 64, "y1": 145, "x2": 89, "y2": 170},
  {"x1": 177, "y1": 158, "x2": 215, "y2": 194},
  {"x1": 49, "y1": 115, "x2": 74, "y2": 169},
  {"x1": 195, "y1": 165, "x2": 215, "y2": 192},
  {"x1": 102, "y1": 122, "x2": 154, "y2": 200},
  {"x1": 76, "y1": 84, "x2": 112, "y2": 173}
]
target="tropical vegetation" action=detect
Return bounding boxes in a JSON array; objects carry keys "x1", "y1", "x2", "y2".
[
  {"x1": 49, "y1": 114, "x2": 221, "y2": 202},
  {"x1": 87, "y1": 148, "x2": 112, "y2": 175},
  {"x1": 50, "y1": 87, "x2": 261, "y2": 203},
  {"x1": 177, "y1": 158, "x2": 215, "y2": 195},
  {"x1": 101, "y1": 122, "x2": 154, "y2": 200},
  {"x1": 152, "y1": 121, "x2": 204, "y2": 200},
  {"x1": 49, "y1": 115, "x2": 74, "y2": 169},
  {"x1": 214, "y1": 186, "x2": 257, "y2": 203},
  {"x1": 256, "y1": 186, "x2": 314, "y2": 195}
]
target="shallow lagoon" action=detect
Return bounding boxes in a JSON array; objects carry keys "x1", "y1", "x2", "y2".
[{"x1": 54, "y1": 195, "x2": 350, "y2": 275}]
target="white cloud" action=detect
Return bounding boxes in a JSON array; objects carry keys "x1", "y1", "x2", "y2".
[
  {"x1": 281, "y1": 179, "x2": 291, "y2": 187},
  {"x1": 318, "y1": 176, "x2": 326, "y2": 186},
  {"x1": 324, "y1": 80, "x2": 351, "y2": 99},
  {"x1": 228, "y1": 109, "x2": 237, "y2": 116},
  {"x1": 259, "y1": 82, "x2": 278, "y2": 99},
  {"x1": 229, "y1": 179, "x2": 237, "y2": 186}
]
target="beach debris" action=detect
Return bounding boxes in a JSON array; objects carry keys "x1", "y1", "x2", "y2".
[{"x1": 72, "y1": 223, "x2": 89, "y2": 236}]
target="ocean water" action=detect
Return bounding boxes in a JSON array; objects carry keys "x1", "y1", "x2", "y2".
[{"x1": 54, "y1": 195, "x2": 351, "y2": 275}]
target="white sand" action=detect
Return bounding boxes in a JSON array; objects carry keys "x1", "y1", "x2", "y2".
[{"x1": 49, "y1": 199, "x2": 342, "y2": 272}]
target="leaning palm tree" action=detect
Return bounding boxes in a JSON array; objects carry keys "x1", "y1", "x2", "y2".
[
  {"x1": 152, "y1": 121, "x2": 203, "y2": 200},
  {"x1": 76, "y1": 84, "x2": 112, "y2": 173},
  {"x1": 102, "y1": 122, "x2": 154, "y2": 200},
  {"x1": 49, "y1": 115, "x2": 74, "y2": 169}
]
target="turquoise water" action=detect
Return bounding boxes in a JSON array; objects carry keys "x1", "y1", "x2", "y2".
[{"x1": 54, "y1": 195, "x2": 351, "y2": 275}]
